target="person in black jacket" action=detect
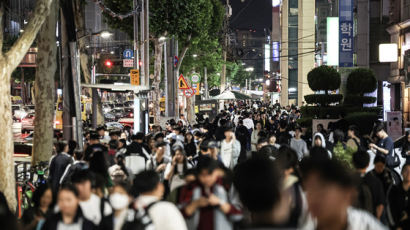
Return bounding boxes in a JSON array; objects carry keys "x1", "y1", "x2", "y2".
[
  {"x1": 125, "y1": 132, "x2": 149, "y2": 160},
  {"x1": 184, "y1": 132, "x2": 197, "y2": 158},
  {"x1": 235, "y1": 119, "x2": 250, "y2": 163},
  {"x1": 49, "y1": 141, "x2": 73, "y2": 194},
  {"x1": 41, "y1": 184, "x2": 95, "y2": 230},
  {"x1": 84, "y1": 132, "x2": 108, "y2": 162},
  {"x1": 387, "y1": 163, "x2": 410, "y2": 229}
]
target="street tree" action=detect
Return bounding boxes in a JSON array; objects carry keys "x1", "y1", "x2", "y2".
[
  {"x1": 32, "y1": 0, "x2": 58, "y2": 165},
  {"x1": 0, "y1": 0, "x2": 53, "y2": 210},
  {"x1": 102, "y1": 0, "x2": 224, "y2": 125}
]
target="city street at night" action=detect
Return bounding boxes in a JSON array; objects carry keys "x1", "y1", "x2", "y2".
[{"x1": 0, "y1": 0, "x2": 409, "y2": 229}]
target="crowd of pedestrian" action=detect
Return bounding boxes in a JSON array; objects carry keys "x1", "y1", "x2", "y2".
[{"x1": 2, "y1": 100, "x2": 410, "y2": 229}]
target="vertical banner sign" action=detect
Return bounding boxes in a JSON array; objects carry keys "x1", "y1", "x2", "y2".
[{"x1": 339, "y1": 0, "x2": 353, "y2": 67}]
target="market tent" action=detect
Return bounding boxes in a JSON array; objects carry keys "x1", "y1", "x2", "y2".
[{"x1": 211, "y1": 90, "x2": 251, "y2": 100}]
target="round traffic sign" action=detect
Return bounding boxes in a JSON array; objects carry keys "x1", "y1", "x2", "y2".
[
  {"x1": 183, "y1": 88, "x2": 195, "y2": 98},
  {"x1": 191, "y1": 74, "x2": 200, "y2": 83}
]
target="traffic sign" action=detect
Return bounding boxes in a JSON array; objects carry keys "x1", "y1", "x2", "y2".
[
  {"x1": 191, "y1": 74, "x2": 201, "y2": 83},
  {"x1": 183, "y1": 88, "x2": 196, "y2": 98},
  {"x1": 130, "y1": 69, "x2": 140, "y2": 85},
  {"x1": 123, "y1": 49, "x2": 134, "y2": 59},
  {"x1": 192, "y1": 83, "x2": 200, "y2": 95},
  {"x1": 178, "y1": 74, "x2": 190, "y2": 90},
  {"x1": 123, "y1": 59, "x2": 133, "y2": 67}
]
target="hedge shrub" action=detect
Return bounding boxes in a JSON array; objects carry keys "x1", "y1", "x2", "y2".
[
  {"x1": 296, "y1": 117, "x2": 313, "y2": 128},
  {"x1": 307, "y1": 66, "x2": 341, "y2": 92},
  {"x1": 346, "y1": 68, "x2": 377, "y2": 95},
  {"x1": 304, "y1": 94, "x2": 343, "y2": 105},
  {"x1": 344, "y1": 95, "x2": 377, "y2": 105},
  {"x1": 301, "y1": 106, "x2": 381, "y2": 119},
  {"x1": 345, "y1": 112, "x2": 378, "y2": 135}
]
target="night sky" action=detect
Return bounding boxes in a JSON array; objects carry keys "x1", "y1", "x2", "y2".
[{"x1": 229, "y1": 0, "x2": 272, "y2": 34}]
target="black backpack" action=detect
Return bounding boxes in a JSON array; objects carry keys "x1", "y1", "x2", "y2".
[
  {"x1": 121, "y1": 201, "x2": 157, "y2": 230},
  {"x1": 354, "y1": 180, "x2": 374, "y2": 215}
]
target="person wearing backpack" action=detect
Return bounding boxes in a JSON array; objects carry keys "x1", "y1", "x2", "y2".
[
  {"x1": 352, "y1": 151, "x2": 385, "y2": 220},
  {"x1": 131, "y1": 170, "x2": 187, "y2": 230},
  {"x1": 387, "y1": 163, "x2": 410, "y2": 229},
  {"x1": 369, "y1": 125, "x2": 400, "y2": 169}
]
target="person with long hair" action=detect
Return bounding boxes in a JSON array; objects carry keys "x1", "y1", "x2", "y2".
[
  {"x1": 347, "y1": 125, "x2": 361, "y2": 151},
  {"x1": 164, "y1": 146, "x2": 191, "y2": 192},
  {"x1": 41, "y1": 184, "x2": 95, "y2": 230},
  {"x1": 184, "y1": 132, "x2": 197, "y2": 158},
  {"x1": 21, "y1": 183, "x2": 53, "y2": 230}
]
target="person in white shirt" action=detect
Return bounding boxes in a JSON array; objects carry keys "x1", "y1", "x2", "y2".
[
  {"x1": 133, "y1": 170, "x2": 187, "y2": 230},
  {"x1": 251, "y1": 122, "x2": 262, "y2": 152},
  {"x1": 71, "y1": 170, "x2": 112, "y2": 227},
  {"x1": 243, "y1": 113, "x2": 254, "y2": 131},
  {"x1": 290, "y1": 127, "x2": 309, "y2": 160},
  {"x1": 220, "y1": 126, "x2": 241, "y2": 169}
]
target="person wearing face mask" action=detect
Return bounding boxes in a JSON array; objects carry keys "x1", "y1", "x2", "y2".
[{"x1": 109, "y1": 183, "x2": 133, "y2": 230}]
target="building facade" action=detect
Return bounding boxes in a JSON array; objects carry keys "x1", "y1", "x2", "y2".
[{"x1": 280, "y1": 0, "x2": 315, "y2": 106}]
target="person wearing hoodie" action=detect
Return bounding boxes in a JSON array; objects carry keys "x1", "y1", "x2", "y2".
[{"x1": 312, "y1": 132, "x2": 332, "y2": 158}]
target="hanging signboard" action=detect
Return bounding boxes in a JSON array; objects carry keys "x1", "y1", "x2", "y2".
[{"x1": 339, "y1": 0, "x2": 354, "y2": 67}]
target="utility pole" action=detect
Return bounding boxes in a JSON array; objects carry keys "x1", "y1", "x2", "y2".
[
  {"x1": 140, "y1": 0, "x2": 145, "y2": 87},
  {"x1": 133, "y1": 0, "x2": 140, "y2": 133},
  {"x1": 144, "y1": 0, "x2": 149, "y2": 86},
  {"x1": 174, "y1": 39, "x2": 179, "y2": 119},
  {"x1": 164, "y1": 41, "x2": 168, "y2": 115},
  {"x1": 221, "y1": 0, "x2": 231, "y2": 93},
  {"x1": 204, "y1": 67, "x2": 209, "y2": 99}
]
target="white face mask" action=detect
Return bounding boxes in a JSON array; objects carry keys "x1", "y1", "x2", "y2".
[{"x1": 109, "y1": 193, "x2": 129, "y2": 210}]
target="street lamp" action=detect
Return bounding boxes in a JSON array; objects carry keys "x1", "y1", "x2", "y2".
[
  {"x1": 100, "y1": 31, "x2": 113, "y2": 39},
  {"x1": 245, "y1": 67, "x2": 254, "y2": 72}
]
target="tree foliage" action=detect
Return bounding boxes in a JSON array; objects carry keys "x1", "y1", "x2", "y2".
[
  {"x1": 346, "y1": 68, "x2": 377, "y2": 95},
  {"x1": 307, "y1": 65, "x2": 341, "y2": 92}
]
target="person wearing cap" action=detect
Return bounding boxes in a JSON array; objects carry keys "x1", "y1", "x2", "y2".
[{"x1": 220, "y1": 125, "x2": 241, "y2": 169}]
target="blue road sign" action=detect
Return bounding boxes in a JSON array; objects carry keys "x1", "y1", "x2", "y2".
[{"x1": 123, "y1": 49, "x2": 134, "y2": 59}]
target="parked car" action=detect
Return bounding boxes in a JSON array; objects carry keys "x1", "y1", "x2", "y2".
[
  {"x1": 110, "y1": 108, "x2": 126, "y2": 120},
  {"x1": 25, "y1": 105, "x2": 35, "y2": 114},
  {"x1": 124, "y1": 108, "x2": 134, "y2": 118},
  {"x1": 21, "y1": 113, "x2": 35, "y2": 132},
  {"x1": 104, "y1": 112, "x2": 116, "y2": 122},
  {"x1": 124, "y1": 101, "x2": 134, "y2": 107},
  {"x1": 105, "y1": 122, "x2": 124, "y2": 131}
]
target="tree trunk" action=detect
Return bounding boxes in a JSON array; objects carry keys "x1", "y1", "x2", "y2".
[
  {"x1": 0, "y1": 63, "x2": 16, "y2": 212},
  {"x1": 152, "y1": 39, "x2": 163, "y2": 125},
  {"x1": 0, "y1": 0, "x2": 53, "y2": 211},
  {"x1": 32, "y1": 0, "x2": 57, "y2": 165},
  {"x1": 186, "y1": 94, "x2": 195, "y2": 125}
]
